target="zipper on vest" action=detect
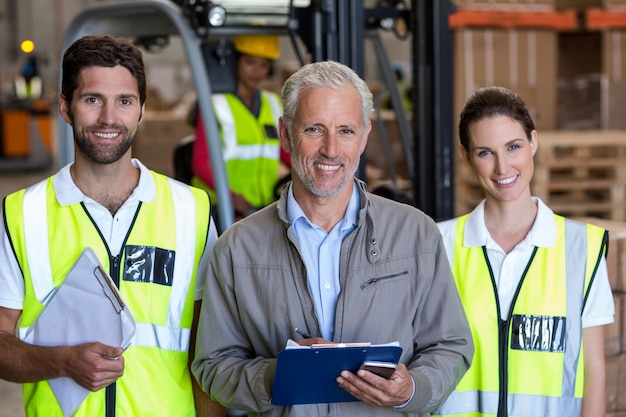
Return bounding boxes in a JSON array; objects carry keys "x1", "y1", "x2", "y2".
[
  {"x1": 360, "y1": 271, "x2": 409, "y2": 289},
  {"x1": 80, "y1": 201, "x2": 141, "y2": 417},
  {"x1": 105, "y1": 254, "x2": 121, "y2": 417},
  {"x1": 497, "y1": 318, "x2": 509, "y2": 417},
  {"x1": 482, "y1": 245, "x2": 538, "y2": 417},
  {"x1": 110, "y1": 255, "x2": 121, "y2": 287}
]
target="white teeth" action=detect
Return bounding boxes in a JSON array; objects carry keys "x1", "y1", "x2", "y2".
[
  {"x1": 497, "y1": 176, "x2": 516, "y2": 185},
  {"x1": 317, "y1": 164, "x2": 338, "y2": 171},
  {"x1": 95, "y1": 132, "x2": 118, "y2": 139}
]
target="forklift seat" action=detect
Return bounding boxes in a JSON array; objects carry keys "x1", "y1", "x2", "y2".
[{"x1": 173, "y1": 134, "x2": 195, "y2": 184}]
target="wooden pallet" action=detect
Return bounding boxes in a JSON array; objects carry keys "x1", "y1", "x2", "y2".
[{"x1": 534, "y1": 130, "x2": 626, "y2": 220}]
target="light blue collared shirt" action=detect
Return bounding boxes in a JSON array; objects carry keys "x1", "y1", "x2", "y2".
[{"x1": 286, "y1": 182, "x2": 359, "y2": 340}]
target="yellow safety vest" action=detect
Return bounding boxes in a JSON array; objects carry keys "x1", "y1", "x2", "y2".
[
  {"x1": 192, "y1": 90, "x2": 283, "y2": 208},
  {"x1": 434, "y1": 214, "x2": 607, "y2": 417},
  {"x1": 3, "y1": 172, "x2": 210, "y2": 417}
]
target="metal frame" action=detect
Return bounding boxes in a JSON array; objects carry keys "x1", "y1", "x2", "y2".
[
  {"x1": 412, "y1": 0, "x2": 455, "y2": 220},
  {"x1": 58, "y1": 0, "x2": 456, "y2": 229}
]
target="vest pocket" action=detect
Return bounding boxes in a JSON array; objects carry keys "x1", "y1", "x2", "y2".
[
  {"x1": 510, "y1": 314, "x2": 566, "y2": 352},
  {"x1": 123, "y1": 245, "x2": 175, "y2": 286}
]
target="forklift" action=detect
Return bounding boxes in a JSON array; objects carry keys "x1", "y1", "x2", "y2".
[{"x1": 58, "y1": 0, "x2": 455, "y2": 233}]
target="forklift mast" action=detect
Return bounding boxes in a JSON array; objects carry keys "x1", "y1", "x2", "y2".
[{"x1": 58, "y1": 0, "x2": 455, "y2": 232}]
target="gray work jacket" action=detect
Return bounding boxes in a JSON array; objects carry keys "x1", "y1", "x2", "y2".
[{"x1": 193, "y1": 180, "x2": 473, "y2": 417}]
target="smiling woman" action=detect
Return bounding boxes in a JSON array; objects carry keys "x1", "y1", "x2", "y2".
[{"x1": 434, "y1": 86, "x2": 615, "y2": 417}]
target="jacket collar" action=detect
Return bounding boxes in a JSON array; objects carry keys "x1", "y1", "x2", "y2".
[{"x1": 277, "y1": 178, "x2": 380, "y2": 263}]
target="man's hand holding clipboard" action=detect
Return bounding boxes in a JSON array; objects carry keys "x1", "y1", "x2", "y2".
[{"x1": 271, "y1": 334, "x2": 404, "y2": 406}]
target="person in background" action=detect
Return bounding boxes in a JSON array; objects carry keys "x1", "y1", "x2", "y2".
[
  {"x1": 191, "y1": 34, "x2": 290, "y2": 220},
  {"x1": 192, "y1": 60, "x2": 473, "y2": 417},
  {"x1": 379, "y1": 62, "x2": 411, "y2": 112},
  {"x1": 0, "y1": 34, "x2": 224, "y2": 417},
  {"x1": 14, "y1": 55, "x2": 43, "y2": 100},
  {"x1": 434, "y1": 86, "x2": 614, "y2": 417}
]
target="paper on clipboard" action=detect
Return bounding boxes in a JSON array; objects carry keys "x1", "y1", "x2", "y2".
[{"x1": 22, "y1": 247, "x2": 136, "y2": 416}]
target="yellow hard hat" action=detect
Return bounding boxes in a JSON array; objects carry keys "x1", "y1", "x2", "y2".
[{"x1": 233, "y1": 35, "x2": 280, "y2": 60}]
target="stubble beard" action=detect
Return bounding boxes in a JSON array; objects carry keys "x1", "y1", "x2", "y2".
[
  {"x1": 74, "y1": 124, "x2": 134, "y2": 165},
  {"x1": 290, "y1": 148, "x2": 357, "y2": 198}
]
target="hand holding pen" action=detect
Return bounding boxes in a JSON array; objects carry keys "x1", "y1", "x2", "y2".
[
  {"x1": 294, "y1": 327, "x2": 331, "y2": 346},
  {"x1": 294, "y1": 327, "x2": 311, "y2": 338}
]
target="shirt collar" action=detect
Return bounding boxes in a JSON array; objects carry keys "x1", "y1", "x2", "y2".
[
  {"x1": 53, "y1": 158, "x2": 156, "y2": 206},
  {"x1": 286, "y1": 181, "x2": 360, "y2": 233},
  {"x1": 464, "y1": 197, "x2": 556, "y2": 248}
]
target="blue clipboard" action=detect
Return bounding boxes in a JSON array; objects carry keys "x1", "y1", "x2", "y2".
[{"x1": 271, "y1": 344, "x2": 402, "y2": 405}]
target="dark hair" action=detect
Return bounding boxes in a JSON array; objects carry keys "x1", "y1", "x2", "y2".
[
  {"x1": 458, "y1": 86, "x2": 535, "y2": 152},
  {"x1": 61, "y1": 34, "x2": 146, "y2": 106}
]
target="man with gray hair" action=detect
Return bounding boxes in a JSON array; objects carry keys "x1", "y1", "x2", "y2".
[{"x1": 192, "y1": 60, "x2": 473, "y2": 417}]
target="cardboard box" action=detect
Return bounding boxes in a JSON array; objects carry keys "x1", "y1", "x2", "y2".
[
  {"x1": 602, "y1": 30, "x2": 626, "y2": 129},
  {"x1": 556, "y1": 30, "x2": 626, "y2": 130},
  {"x1": 557, "y1": 73, "x2": 602, "y2": 129},
  {"x1": 453, "y1": 28, "x2": 558, "y2": 132}
]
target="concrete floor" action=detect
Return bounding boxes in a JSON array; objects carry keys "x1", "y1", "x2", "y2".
[{"x1": 0, "y1": 166, "x2": 55, "y2": 417}]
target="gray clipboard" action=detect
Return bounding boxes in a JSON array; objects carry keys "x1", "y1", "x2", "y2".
[{"x1": 22, "y1": 247, "x2": 136, "y2": 416}]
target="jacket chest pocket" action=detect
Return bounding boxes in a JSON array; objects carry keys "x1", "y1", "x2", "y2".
[{"x1": 360, "y1": 271, "x2": 409, "y2": 290}]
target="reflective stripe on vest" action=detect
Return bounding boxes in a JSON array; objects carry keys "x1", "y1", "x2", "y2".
[
  {"x1": 212, "y1": 92, "x2": 281, "y2": 161},
  {"x1": 5, "y1": 172, "x2": 209, "y2": 417},
  {"x1": 15, "y1": 175, "x2": 201, "y2": 353},
  {"x1": 434, "y1": 215, "x2": 606, "y2": 417},
  {"x1": 209, "y1": 91, "x2": 283, "y2": 206}
]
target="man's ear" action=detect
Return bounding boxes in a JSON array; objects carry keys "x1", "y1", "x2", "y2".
[
  {"x1": 279, "y1": 117, "x2": 291, "y2": 153},
  {"x1": 359, "y1": 120, "x2": 372, "y2": 155},
  {"x1": 59, "y1": 94, "x2": 72, "y2": 125}
]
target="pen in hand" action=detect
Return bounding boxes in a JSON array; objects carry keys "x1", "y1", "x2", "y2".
[{"x1": 294, "y1": 327, "x2": 312, "y2": 339}]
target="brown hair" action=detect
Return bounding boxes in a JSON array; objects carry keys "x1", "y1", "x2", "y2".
[
  {"x1": 458, "y1": 86, "x2": 535, "y2": 152},
  {"x1": 61, "y1": 34, "x2": 146, "y2": 106}
]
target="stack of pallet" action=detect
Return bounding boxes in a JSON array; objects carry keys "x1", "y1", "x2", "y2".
[
  {"x1": 533, "y1": 130, "x2": 626, "y2": 220},
  {"x1": 558, "y1": 6, "x2": 626, "y2": 130}
]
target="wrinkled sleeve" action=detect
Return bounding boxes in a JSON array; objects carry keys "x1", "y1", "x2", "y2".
[
  {"x1": 402, "y1": 231, "x2": 474, "y2": 413},
  {"x1": 191, "y1": 237, "x2": 276, "y2": 413}
]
